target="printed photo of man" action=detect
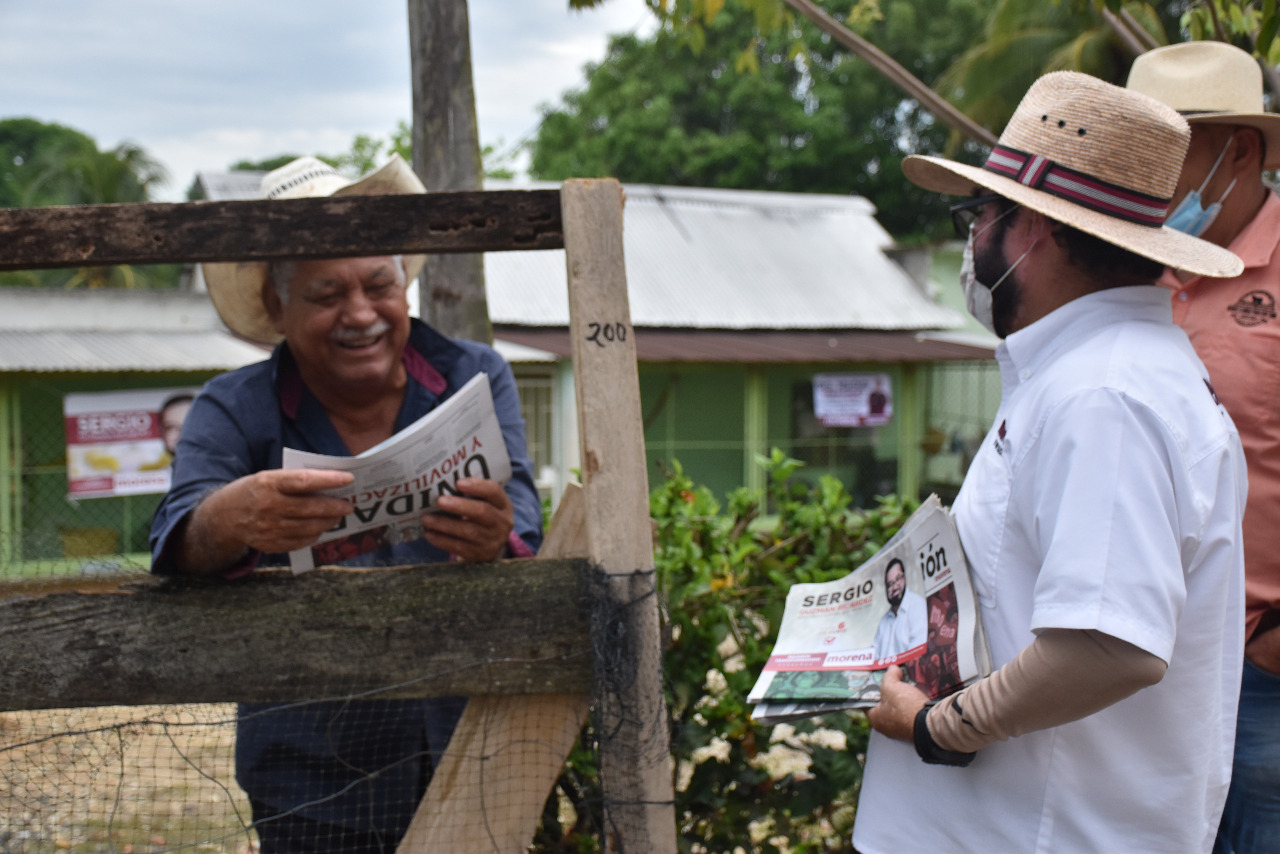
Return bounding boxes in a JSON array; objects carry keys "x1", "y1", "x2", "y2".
[{"x1": 873, "y1": 557, "x2": 927, "y2": 661}]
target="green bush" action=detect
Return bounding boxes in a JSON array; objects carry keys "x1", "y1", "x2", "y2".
[{"x1": 537, "y1": 450, "x2": 920, "y2": 853}]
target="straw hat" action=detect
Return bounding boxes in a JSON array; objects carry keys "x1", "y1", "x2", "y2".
[
  {"x1": 203, "y1": 154, "x2": 427, "y2": 345},
  {"x1": 903, "y1": 71, "x2": 1242, "y2": 278},
  {"x1": 1126, "y1": 41, "x2": 1280, "y2": 170}
]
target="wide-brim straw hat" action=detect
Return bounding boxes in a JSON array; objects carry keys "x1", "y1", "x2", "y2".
[
  {"x1": 203, "y1": 154, "x2": 427, "y2": 345},
  {"x1": 1127, "y1": 41, "x2": 1280, "y2": 170},
  {"x1": 903, "y1": 71, "x2": 1242, "y2": 278}
]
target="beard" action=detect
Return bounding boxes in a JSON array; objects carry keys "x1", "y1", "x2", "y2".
[{"x1": 973, "y1": 218, "x2": 1023, "y2": 339}]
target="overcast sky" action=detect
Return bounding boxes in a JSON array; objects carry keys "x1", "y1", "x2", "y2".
[{"x1": 0, "y1": 0, "x2": 651, "y2": 201}]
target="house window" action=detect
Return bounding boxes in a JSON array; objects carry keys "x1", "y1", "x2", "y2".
[
  {"x1": 780, "y1": 377, "x2": 897, "y2": 507},
  {"x1": 514, "y1": 371, "x2": 554, "y2": 496}
]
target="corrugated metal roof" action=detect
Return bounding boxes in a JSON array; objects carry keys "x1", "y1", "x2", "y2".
[
  {"x1": 495, "y1": 327, "x2": 993, "y2": 363},
  {"x1": 484, "y1": 182, "x2": 963, "y2": 331},
  {"x1": 1, "y1": 288, "x2": 238, "y2": 332},
  {"x1": 0, "y1": 330, "x2": 268, "y2": 372},
  {"x1": 194, "y1": 172, "x2": 964, "y2": 333},
  {"x1": 493, "y1": 338, "x2": 558, "y2": 363},
  {"x1": 197, "y1": 170, "x2": 265, "y2": 201},
  {"x1": 0, "y1": 289, "x2": 267, "y2": 372}
]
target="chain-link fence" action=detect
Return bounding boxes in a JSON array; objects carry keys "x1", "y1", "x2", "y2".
[{"x1": 0, "y1": 375, "x2": 611, "y2": 854}]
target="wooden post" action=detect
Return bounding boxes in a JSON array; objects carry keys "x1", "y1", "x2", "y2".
[
  {"x1": 561, "y1": 179, "x2": 677, "y2": 853},
  {"x1": 398, "y1": 484, "x2": 591, "y2": 852}
]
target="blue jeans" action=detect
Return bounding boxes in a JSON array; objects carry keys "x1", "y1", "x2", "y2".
[{"x1": 1214, "y1": 659, "x2": 1280, "y2": 854}]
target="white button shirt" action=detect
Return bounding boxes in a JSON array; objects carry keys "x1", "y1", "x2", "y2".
[
  {"x1": 872, "y1": 589, "x2": 928, "y2": 662},
  {"x1": 854, "y1": 286, "x2": 1246, "y2": 854}
]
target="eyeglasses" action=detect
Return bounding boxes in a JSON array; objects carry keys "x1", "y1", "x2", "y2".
[{"x1": 949, "y1": 194, "x2": 1004, "y2": 239}]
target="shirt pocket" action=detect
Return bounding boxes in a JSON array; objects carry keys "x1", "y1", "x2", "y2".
[{"x1": 953, "y1": 426, "x2": 1014, "y2": 611}]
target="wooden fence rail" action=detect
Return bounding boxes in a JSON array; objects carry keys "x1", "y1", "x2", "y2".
[
  {"x1": 0, "y1": 559, "x2": 594, "y2": 712},
  {"x1": 0, "y1": 191, "x2": 563, "y2": 270}
]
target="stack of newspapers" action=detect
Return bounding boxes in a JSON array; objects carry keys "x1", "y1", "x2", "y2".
[{"x1": 749, "y1": 495, "x2": 991, "y2": 724}]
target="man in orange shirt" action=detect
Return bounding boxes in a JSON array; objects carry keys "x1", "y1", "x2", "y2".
[{"x1": 1128, "y1": 42, "x2": 1280, "y2": 854}]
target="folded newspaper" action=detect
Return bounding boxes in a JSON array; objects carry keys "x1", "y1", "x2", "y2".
[
  {"x1": 281, "y1": 373, "x2": 511, "y2": 573},
  {"x1": 749, "y1": 495, "x2": 991, "y2": 724}
]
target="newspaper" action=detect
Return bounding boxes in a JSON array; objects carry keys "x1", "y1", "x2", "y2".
[
  {"x1": 281, "y1": 373, "x2": 511, "y2": 573},
  {"x1": 749, "y1": 495, "x2": 991, "y2": 724}
]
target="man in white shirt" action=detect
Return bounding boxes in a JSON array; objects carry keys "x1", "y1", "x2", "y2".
[
  {"x1": 872, "y1": 558, "x2": 927, "y2": 661},
  {"x1": 851, "y1": 72, "x2": 1247, "y2": 854}
]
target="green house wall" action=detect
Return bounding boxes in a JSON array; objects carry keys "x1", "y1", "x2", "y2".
[
  {"x1": 639, "y1": 362, "x2": 924, "y2": 505},
  {"x1": 0, "y1": 370, "x2": 224, "y2": 575},
  {"x1": 0, "y1": 356, "x2": 1001, "y2": 575}
]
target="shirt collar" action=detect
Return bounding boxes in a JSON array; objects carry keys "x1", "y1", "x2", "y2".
[
  {"x1": 997, "y1": 285, "x2": 1172, "y2": 390},
  {"x1": 1228, "y1": 189, "x2": 1280, "y2": 270}
]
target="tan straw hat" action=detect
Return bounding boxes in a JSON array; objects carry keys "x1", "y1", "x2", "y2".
[
  {"x1": 904, "y1": 71, "x2": 1242, "y2": 278},
  {"x1": 1127, "y1": 41, "x2": 1280, "y2": 170},
  {"x1": 203, "y1": 154, "x2": 427, "y2": 344}
]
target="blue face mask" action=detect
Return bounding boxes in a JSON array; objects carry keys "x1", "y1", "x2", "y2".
[{"x1": 1165, "y1": 137, "x2": 1237, "y2": 237}]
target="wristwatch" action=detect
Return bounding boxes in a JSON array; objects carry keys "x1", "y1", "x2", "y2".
[{"x1": 913, "y1": 699, "x2": 976, "y2": 767}]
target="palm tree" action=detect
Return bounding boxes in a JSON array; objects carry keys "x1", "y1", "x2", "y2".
[
  {"x1": 933, "y1": 1, "x2": 1174, "y2": 140},
  {"x1": 24, "y1": 141, "x2": 167, "y2": 206},
  {"x1": 17, "y1": 141, "x2": 172, "y2": 288}
]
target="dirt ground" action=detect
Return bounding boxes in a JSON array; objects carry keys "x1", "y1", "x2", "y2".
[{"x1": 0, "y1": 705, "x2": 255, "y2": 854}]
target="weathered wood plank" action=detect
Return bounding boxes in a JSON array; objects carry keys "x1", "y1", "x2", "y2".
[
  {"x1": 563, "y1": 179, "x2": 677, "y2": 853},
  {"x1": 401, "y1": 483, "x2": 592, "y2": 853},
  {"x1": 0, "y1": 558, "x2": 593, "y2": 712},
  {"x1": 0, "y1": 190, "x2": 563, "y2": 271}
]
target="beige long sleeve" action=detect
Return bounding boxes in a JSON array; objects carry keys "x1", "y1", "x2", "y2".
[{"x1": 927, "y1": 628, "x2": 1167, "y2": 754}]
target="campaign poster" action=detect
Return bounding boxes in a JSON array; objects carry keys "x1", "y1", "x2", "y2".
[
  {"x1": 64, "y1": 388, "x2": 198, "y2": 498},
  {"x1": 813, "y1": 372, "x2": 893, "y2": 427}
]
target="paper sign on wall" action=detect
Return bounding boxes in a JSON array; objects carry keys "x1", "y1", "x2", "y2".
[
  {"x1": 64, "y1": 388, "x2": 199, "y2": 498},
  {"x1": 813, "y1": 373, "x2": 893, "y2": 428}
]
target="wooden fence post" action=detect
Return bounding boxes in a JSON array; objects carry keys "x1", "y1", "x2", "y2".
[
  {"x1": 561, "y1": 178, "x2": 677, "y2": 853},
  {"x1": 397, "y1": 484, "x2": 591, "y2": 852}
]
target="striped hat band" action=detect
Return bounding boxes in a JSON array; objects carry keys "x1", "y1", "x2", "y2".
[{"x1": 983, "y1": 145, "x2": 1170, "y2": 227}]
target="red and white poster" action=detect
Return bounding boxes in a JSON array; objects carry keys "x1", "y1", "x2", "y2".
[
  {"x1": 813, "y1": 372, "x2": 893, "y2": 427},
  {"x1": 64, "y1": 388, "x2": 198, "y2": 498}
]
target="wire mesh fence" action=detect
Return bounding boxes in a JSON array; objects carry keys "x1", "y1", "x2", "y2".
[
  {"x1": 0, "y1": 373, "x2": 614, "y2": 853},
  {"x1": 1, "y1": 705, "x2": 251, "y2": 854},
  {"x1": 0, "y1": 573, "x2": 615, "y2": 854}
]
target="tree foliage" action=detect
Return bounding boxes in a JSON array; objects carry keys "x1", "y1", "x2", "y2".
[
  {"x1": 220, "y1": 121, "x2": 515, "y2": 185},
  {"x1": 537, "y1": 451, "x2": 919, "y2": 852},
  {"x1": 0, "y1": 118, "x2": 97, "y2": 208},
  {"x1": 0, "y1": 118, "x2": 177, "y2": 288},
  {"x1": 531, "y1": 0, "x2": 988, "y2": 240},
  {"x1": 564, "y1": 1, "x2": 1280, "y2": 204},
  {"x1": 934, "y1": 2, "x2": 1184, "y2": 136}
]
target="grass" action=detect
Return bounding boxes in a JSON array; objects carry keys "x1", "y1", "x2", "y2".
[{"x1": 0, "y1": 705, "x2": 255, "y2": 854}]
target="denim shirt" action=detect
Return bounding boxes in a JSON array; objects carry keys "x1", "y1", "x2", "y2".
[{"x1": 149, "y1": 318, "x2": 543, "y2": 834}]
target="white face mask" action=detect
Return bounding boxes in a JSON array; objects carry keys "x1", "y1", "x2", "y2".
[
  {"x1": 959, "y1": 203, "x2": 1035, "y2": 336},
  {"x1": 1165, "y1": 136, "x2": 1237, "y2": 237},
  {"x1": 960, "y1": 234, "x2": 994, "y2": 332}
]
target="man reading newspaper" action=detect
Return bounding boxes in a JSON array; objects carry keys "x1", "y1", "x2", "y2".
[
  {"x1": 149, "y1": 156, "x2": 542, "y2": 853},
  {"x1": 853, "y1": 74, "x2": 1247, "y2": 854}
]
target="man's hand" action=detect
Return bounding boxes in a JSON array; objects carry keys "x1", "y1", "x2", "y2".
[
  {"x1": 867, "y1": 665, "x2": 930, "y2": 742},
  {"x1": 181, "y1": 469, "x2": 354, "y2": 574},
  {"x1": 1246, "y1": 625, "x2": 1280, "y2": 675},
  {"x1": 422, "y1": 478, "x2": 515, "y2": 562}
]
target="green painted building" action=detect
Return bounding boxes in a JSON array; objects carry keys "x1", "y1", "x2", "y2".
[{"x1": 0, "y1": 289, "x2": 266, "y2": 573}]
